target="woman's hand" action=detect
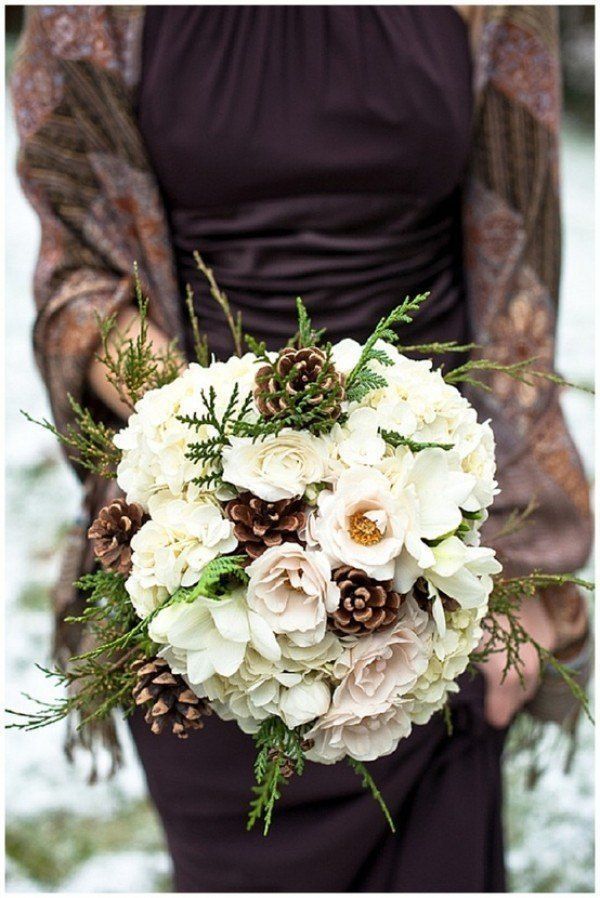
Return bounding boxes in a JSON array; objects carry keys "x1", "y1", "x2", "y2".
[
  {"x1": 478, "y1": 594, "x2": 556, "y2": 729},
  {"x1": 478, "y1": 584, "x2": 589, "y2": 729},
  {"x1": 87, "y1": 306, "x2": 176, "y2": 420}
]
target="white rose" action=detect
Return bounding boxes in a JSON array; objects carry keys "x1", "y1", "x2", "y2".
[
  {"x1": 221, "y1": 429, "x2": 330, "y2": 501},
  {"x1": 279, "y1": 678, "x2": 331, "y2": 729},
  {"x1": 306, "y1": 704, "x2": 412, "y2": 764},
  {"x1": 247, "y1": 544, "x2": 340, "y2": 646},
  {"x1": 307, "y1": 466, "x2": 406, "y2": 580}
]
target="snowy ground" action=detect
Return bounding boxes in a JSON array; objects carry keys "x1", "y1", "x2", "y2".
[{"x1": 4, "y1": 100, "x2": 594, "y2": 893}]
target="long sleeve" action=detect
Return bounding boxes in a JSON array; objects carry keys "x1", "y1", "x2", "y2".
[
  {"x1": 11, "y1": 7, "x2": 180, "y2": 480},
  {"x1": 463, "y1": 7, "x2": 592, "y2": 576}
]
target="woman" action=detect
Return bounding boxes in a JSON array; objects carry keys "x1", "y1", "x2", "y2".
[{"x1": 13, "y1": 6, "x2": 592, "y2": 892}]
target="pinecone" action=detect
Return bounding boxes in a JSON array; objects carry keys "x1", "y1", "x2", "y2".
[
  {"x1": 88, "y1": 498, "x2": 146, "y2": 576},
  {"x1": 254, "y1": 346, "x2": 345, "y2": 421},
  {"x1": 225, "y1": 491, "x2": 307, "y2": 560},
  {"x1": 329, "y1": 566, "x2": 403, "y2": 636},
  {"x1": 413, "y1": 577, "x2": 460, "y2": 614},
  {"x1": 131, "y1": 657, "x2": 211, "y2": 738},
  {"x1": 267, "y1": 747, "x2": 295, "y2": 779}
]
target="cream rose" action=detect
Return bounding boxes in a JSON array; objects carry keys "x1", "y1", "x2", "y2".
[
  {"x1": 308, "y1": 466, "x2": 407, "y2": 580},
  {"x1": 332, "y1": 622, "x2": 429, "y2": 716},
  {"x1": 246, "y1": 544, "x2": 340, "y2": 647},
  {"x1": 306, "y1": 704, "x2": 412, "y2": 764},
  {"x1": 221, "y1": 429, "x2": 330, "y2": 501}
]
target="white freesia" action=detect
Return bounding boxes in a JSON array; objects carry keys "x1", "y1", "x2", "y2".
[
  {"x1": 246, "y1": 544, "x2": 340, "y2": 646},
  {"x1": 396, "y1": 536, "x2": 501, "y2": 636},
  {"x1": 221, "y1": 429, "x2": 330, "y2": 501},
  {"x1": 330, "y1": 338, "x2": 362, "y2": 375},
  {"x1": 379, "y1": 447, "x2": 476, "y2": 570},
  {"x1": 453, "y1": 419, "x2": 498, "y2": 512},
  {"x1": 148, "y1": 588, "x2": 280, "y2": 685}
]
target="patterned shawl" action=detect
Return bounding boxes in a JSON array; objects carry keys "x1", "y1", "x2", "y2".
[{"x1": 11, "y1": 6, "x2": 592, "y2": 671}]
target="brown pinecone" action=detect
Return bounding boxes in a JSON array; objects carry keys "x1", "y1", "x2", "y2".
[
  {"x1": 413, "y1": 577, "x2": 460, "y2": 614},
  {"x1": 329, "y1": 566, "x2": 403, "y2": 636},
  {"x1": 267, "y1": 747, "x2": 295, "y2": 779},
  {"x1": 131, "y1": 657, "x2": 211, "y2": 739},
  {"x1": 88, "y1": 498, "x2": 146, "y2": 576},
  {"x1": 225, "y1": 491, "x2": 307, "y2": 560},
  {"x1": 254, "y1": 346, "x2": 345, "y2": 420}
]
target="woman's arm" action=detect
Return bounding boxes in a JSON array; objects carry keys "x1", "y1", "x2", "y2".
[
  {"x1": 464, "y1": 8, "x2": 592, "y2": 726},
  {"x1": 11, "y1": 8, "x2": 180, "y2": 467}
]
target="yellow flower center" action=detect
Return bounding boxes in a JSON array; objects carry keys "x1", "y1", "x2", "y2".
[{"x1": 348, "y1": 511, "x2": 384, "y2": 546}]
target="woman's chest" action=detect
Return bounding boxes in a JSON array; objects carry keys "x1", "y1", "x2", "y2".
[{"x1": 137, "y1": 6, "x2": 473, "y2": 209}]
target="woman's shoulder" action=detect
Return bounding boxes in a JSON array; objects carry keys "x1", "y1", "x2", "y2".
[{"x1": 17, "y1": 6, "x2": 143, "y2": 83}]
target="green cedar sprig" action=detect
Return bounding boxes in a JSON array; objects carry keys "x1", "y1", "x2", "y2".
[
  {"x1": 247, "y1": 717, "x2": 307, "y2": 835},
  {"x1": 6, "y1": 570, "x2": 149, "y2": 732},
  {"x1": 290, "y1": 297, "x2": 326, "y2": 348},
  {"x1": 443, "y1": 356, "x2": 594, "y2": 394},
  {"x1": 21, "y1": 396, "x2": 121, "y2": 479},
  {"x1": 395, "y1": 340, "x2": 478, "y2": 356},
  {"x1": 96, "y1": 264, "x2": 183, "y2": 410},
  {"x1": 179, "y1": 384, "x2": 254, "y2": 489},
  {"x1": 473, "y1": 572, "x2": 594, "y2": 722},
  {"x1": 347, "y1": 758, "x2": 396, "y2": 833},
  {"x1": 344, "y1": 293, "x2": 430, "y2": 403},
  {"x1": 492, "y1": 497, "x2": 540, "y2": 541},
  {"x1": 184, "y1": 283, "x2": 210, "y2": 367},
  {"x1": 193, "y1": 252, "x2": 244, "y2": 357}
]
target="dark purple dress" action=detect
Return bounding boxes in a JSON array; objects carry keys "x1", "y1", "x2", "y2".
[{"x1": 132, "y1": 7, "x2": 507, "y2": 892}]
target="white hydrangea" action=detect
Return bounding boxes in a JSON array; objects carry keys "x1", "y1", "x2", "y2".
[
  {"x1": 126, "y1": 494, "x2": 237, "y2": 617},
  {"x1": 114, "y1": 354, "x2": 262, "y2": 509}
]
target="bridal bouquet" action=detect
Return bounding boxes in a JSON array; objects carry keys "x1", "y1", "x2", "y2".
[{"x1": 12, "y1": 258, "x2": 591, "y2": 834}]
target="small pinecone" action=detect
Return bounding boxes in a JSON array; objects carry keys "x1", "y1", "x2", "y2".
[
  {"x1": 132, "y1": 657, "x2": 211, "y2": 739},
  {"x1": 225, "y1": 491, "x2": 307, "y2": 560},
  {"x1": 88, "y1": 498, "x2": 146, "y2": 576},
  {"x1": 329, "y1": 566, "x2": 403, "y2": 636},
  {"x1": 267, "y1": 747, "x2": 295, "y2": 779},
  {"x1": 254, "y1": 346, "x2": 345, "y2": 420},
  {"x1": 413, "y1": 577, "x2": 460, "y2": 614}
]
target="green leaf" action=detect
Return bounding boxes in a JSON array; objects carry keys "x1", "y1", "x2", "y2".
[
  {"x1": 171, "y1": 555, "x2": 249, "y2": 604},
  {"x1": 379, "y1": 429, "x2": 453, "y2": 452}
]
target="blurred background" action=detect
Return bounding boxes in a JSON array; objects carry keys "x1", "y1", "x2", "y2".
[{"x1": 4, "y1": 6, "x2": 595, "y2": 892}]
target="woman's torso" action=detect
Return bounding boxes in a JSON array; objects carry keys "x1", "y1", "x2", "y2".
[
  {"x1": 130, "y1": 11, "x2": 507, "y2": 891},
  {"x1": 136, "y1": 6, "x2": 473, "y2": 360}
]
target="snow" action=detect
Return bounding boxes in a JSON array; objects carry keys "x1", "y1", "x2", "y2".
[{"x1": 4, "y1": 101, "x2": 594, "y2": 891}]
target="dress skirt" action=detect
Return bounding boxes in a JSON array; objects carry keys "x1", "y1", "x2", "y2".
[{"x1": 128, "y1": 672, "x2": 507, "y2": 892}]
